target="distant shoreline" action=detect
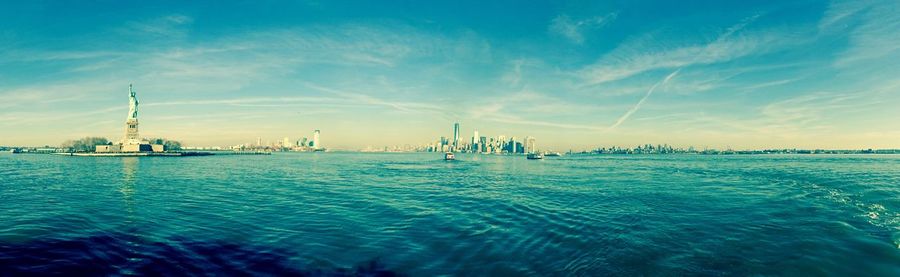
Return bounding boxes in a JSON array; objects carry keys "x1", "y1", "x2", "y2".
[
  {"x1": 4, "y1": 150, "x2": 271, "y2": 157},
  {"x1": 3, "y1": 148, "x2": 899, "y2": 156}
]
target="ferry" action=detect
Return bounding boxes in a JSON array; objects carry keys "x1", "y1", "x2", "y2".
[
  {"x1": 444, "y1": 152, "x2": 455, "y2": 160},
  {"x1": 526, "y1": 153, "x2": 544, "y2": 160},
  {"x1": 545, "y1": 152, "x2": 562, "y2": 157}
]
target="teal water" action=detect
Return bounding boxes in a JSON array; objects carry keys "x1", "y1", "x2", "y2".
[{"x1": 1, "y1": 152, "x2": 899, "y2": 275}]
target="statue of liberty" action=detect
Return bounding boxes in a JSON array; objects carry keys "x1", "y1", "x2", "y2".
[
  {"x1": 124, "y1": 84, "x2": 141, "y2": 145},
  {"x1": 128, "y1": 84, "x2": 138, "y2": 119}
]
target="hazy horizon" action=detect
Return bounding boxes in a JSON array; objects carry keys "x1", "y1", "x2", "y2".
[{"x1": 2, "y1": 1, "x2": 899, "y2": 150}]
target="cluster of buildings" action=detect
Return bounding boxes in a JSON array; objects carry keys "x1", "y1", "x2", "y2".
[
  {"x1": 579, "y1": 145, "x2": 900, "y2": 155},
  {"x1": 230, "y1": 130, "x2": 324, "y2": 152},
  {"x1": 422, "y1": 122, "x2": 538, "y2": 154},
  {"x1": 592, "y1": 144, "x2": 686, "y2": 154}
]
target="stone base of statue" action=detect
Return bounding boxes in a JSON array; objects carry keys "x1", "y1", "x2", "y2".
[{"x1": 124, "y1": 118, "x2": 140, "y2": 145}]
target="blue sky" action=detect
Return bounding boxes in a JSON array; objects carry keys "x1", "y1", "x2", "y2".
[{"x1": 1, "y1": 0, "x2": 898, "y2": 150}]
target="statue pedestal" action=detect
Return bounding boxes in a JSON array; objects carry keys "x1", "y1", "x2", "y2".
[{"x1": 124, "y1": 119, "x2": 140, "y2": 144}]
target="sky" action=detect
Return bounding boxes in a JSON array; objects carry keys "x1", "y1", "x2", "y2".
[{"x1": 1, "y1": 0, "x2": 898, "y2": 150}]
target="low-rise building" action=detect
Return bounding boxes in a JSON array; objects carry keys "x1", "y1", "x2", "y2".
[{"x1": 96, "y1": 144, "x2": 122, "y2": 153}]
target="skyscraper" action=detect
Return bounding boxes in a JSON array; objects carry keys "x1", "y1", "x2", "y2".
[
  {"x1": 312, "y1": 130, "x2": 321, "y2": 149},
  {"x1": 479, "y1": 136, "x2": 487, "y2": 153},
  {"x1": 452, "y1": 122, "x2": 460, "y2": 151},
  {"x1": 472, "y1": 129, "x2": 479, "y2": 153},
  {"x1": 524, "y1": 136, "x2": 536, "y2": 153}
]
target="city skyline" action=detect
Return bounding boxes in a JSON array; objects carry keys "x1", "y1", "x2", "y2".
[{"x1": 1, "y1": 1, "x2": 899, "y2": 150}]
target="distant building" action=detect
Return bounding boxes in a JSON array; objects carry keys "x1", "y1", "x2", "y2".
[
  {"x1": 151, "y1": 144, "x2": 164, "y2": 152},
  {"x1": 452, "y1": 122, "x2": 460, "y2": 151},
  {"x1": 312, "y1": 130, "x2": 321, "y2": 149},
  {"x1": 472, "y1": 130, "x2": 479, "y2": 153},
  {"x1": 524, "y1": 136, "x2": 536, "y2": 153},
  {"x1": 298, "y1": 137, "x2": 308, "y2": 147},
  {"x1": 479, "y1": 136, "x2": 487, "y2": 153},
  {"x1": 95, "y1": 144, "x2": 121, "y2": 153}
]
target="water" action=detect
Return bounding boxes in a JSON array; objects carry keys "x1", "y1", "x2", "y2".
[{"x1": 1, "y1": 152, "x2": 899, "y2": 275}]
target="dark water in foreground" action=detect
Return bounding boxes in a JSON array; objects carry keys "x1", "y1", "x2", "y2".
[{"x1": 1, "y1": 152, "x2": 899, "y2": 275}]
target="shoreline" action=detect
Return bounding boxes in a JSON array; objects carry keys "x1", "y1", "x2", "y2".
[{"x1": 44, "y1": 151, "x2": 271, "y2": 157}]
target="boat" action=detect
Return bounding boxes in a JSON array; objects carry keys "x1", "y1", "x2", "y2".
[
  {"x1": 545, "y1": 152, "x2": 562, "y2": 157},
  {"x1": 444, "y1": 152, "x2": 455, "y2": 160},
  {"x1": 526, "y1": 153, "x2": 544, "y2": 160}
]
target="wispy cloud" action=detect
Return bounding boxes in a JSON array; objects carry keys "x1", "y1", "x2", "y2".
[
  {"x1": 0, "y1": 81, "x2": 118, "y2": 108},
  {"x1": 146, "y1": 96, "x2": 358, "y2": 108},
  {"x1": 577, "y1": 15, "x2": 773, "y2": 86},
  {"x1": 738, "y1": 78, "x2": 800, "y2": 92},
  {"x1": 549, "y1": 13, "x2": 617, "y2": 44},
  {"x1": 752, "y1": 89, "x2": 889, "y2": 139},
  {"x1": 0, "y1": 106, "x2": 123, "y2": 126},
  {"x1": 822, "y1": 0, "x2": 900, "y2": 66},
  {"x1": 660, "y1": 64, "x2": 803, "y2": 95},
  {"x1": 642, "y1": 87, "x2": 890, "y2": 142},
  {"x1": 502, "y1": 59, "x2": 526, "y2": 87},
  {"x1": 463, "y1": 88, "x2": 617, "y2": 131},
  {"x1": 1, "y1": 21, "x2": 495, "y2": 101},
  {"x1": 818, "y1": 0, "x2": 870, "y2": 31},
  {"x1": 484, "y1": 114, "x2": 608, "y2": 131},
  {"x1": 302, "y1": 82, "x2": 456, "y2": 119},
  {"x1": 123, "y1": 14, "x2": 193, "y2": 38}
]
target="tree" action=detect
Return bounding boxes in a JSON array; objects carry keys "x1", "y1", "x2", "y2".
[
  {"x1": 148, "y1": 138, "x2": 183, "y2": 151},
  {"x1": 61, "y1": 137, "x2": 110, "y2": 152}
]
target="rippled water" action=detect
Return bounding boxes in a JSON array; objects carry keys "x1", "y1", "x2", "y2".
[{"x1": 1, "y1": 152, "x2": 899, "y2": 275}]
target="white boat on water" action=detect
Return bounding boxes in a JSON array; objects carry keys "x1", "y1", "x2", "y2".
[
  {"x1": 444, "y1": 152, "x2": 455, "y2": 160},
  {"x1": 526, "y1": 153, "x2": 544, "y2": 160}
]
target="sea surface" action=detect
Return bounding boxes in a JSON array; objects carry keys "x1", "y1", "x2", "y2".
[{"x1": 1, "y1": 152, "x2": 899, "y2": 275}]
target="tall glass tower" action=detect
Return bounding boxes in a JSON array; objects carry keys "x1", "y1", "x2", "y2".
[
  {"x1": 472, "y1": 129, "x2": 479, "y2": 152},
  {"x1": 452, "y1": 122, "x2": 460, "y2": 151}
]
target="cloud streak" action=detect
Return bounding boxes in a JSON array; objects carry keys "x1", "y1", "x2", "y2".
[{"x1": 608, "y1": 69, "x2": 681, "y2": 130}]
